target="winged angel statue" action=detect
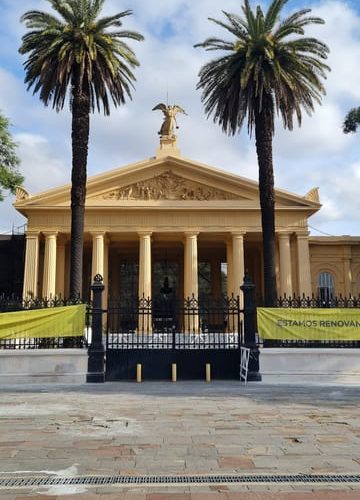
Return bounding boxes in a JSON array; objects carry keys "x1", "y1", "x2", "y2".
[{"x1": 152, "y1": 103, "x2": 187, "y2": 137}]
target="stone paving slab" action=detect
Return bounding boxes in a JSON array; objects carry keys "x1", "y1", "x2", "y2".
[{"x1": 0, "y1": 381, "x2": 359, "y2": 498}]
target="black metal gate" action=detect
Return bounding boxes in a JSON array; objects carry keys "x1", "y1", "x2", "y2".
[{"x1": 105, "y1": 296, "x2": 243, "y2": 380}]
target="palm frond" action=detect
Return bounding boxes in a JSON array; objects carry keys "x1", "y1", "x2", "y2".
[
  {"x1": 195, "y1": 0, "x2": 329, "y2": 135},
  {"x1": 19, "y1": 0, "x2": 143, "y2": 114},
  {"x1": 264, "y1": 0, "x2": 288, "y2": 31}
]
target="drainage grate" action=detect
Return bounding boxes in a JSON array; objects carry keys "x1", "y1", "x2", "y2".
[{"x1": 0, "y1": 474, "x2": 360, "y2": 489}]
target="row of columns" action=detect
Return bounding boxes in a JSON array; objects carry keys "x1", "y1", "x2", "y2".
[
  {"x1": 22, "y1": 230, "x2": 313, "y2": 299},
  {"x1": 278, "y1": 232, "x2": 312, "y2": 297}
]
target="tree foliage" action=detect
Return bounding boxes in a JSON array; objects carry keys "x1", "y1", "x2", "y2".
[
  {"x1": 195, "y1": 0, "x2": 329, "y2": 305},
  {"x1": 19, "y1": 0, "x2": 143, "y2": 297},
  {"x1": 343, "y1": 107, "x2": 360, "y2": 134},
  {"x1": 0, "y1": 112, "x2": 23, "y2": 201}
]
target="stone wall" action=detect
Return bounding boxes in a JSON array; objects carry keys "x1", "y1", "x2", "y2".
[
  {"x1": 0, "y1": 349, "x2": 87, "y2": 384},
  {"x1": 260, "y1": 348, "x2": 360, "y2": 384}
]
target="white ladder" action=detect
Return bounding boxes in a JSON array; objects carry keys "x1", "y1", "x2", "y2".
[{"x1": 240, "y1": 346, "x2": 250, "y2": 383}]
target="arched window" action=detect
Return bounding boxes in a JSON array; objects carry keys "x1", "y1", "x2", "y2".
[{"x1": 317, "y1": 272, "x2": 335, "y2": 303}]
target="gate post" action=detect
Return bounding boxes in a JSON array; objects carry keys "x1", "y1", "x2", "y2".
[
  {"x1": 87, "y1": 274, "x2": 105, "y2": 383},
  {"x1": 240, "y1": 274, "x2": 262, "y2": 382}
]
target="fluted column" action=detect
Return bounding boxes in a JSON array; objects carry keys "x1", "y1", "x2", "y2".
[
  {"x1": 297, "y1": 231, "x2": 312, "y2": 297},
  {"x1": 138, "y1": 232, "x2": 152, "y2": 299},
  {"x1": 232, "y1": 232, "x2": 245, "y2": 332},
  {"x1": 184, "y1": 232, "x2": 199, "y2": 299},
  {"x1": 226, "y1": 238, "x2": 234, "y2": 297},
  {"x1": 101, "y1": 237, "x2": 110, "y2": 329},
  {"x1": 184, "y1": 232, "x2": 199, "y2": 333},
  {"x1": 232, "y1": 232, "x2": 245, "y2": 298},
  {"x1": 23, "y1": 232, "x2": 40, "y2": 299},
  {"x1": 91, "y1": 232, "x2": 105, "y2": 279},
  {"x1": 138, "y1": 232, "x2": 152, "y2": 333},
  {"x1": 103, "y1": 237, "x2": 109, "y2": 302},
  {"x1": 278, "y1": 232, "x2": 293, "y2": 296},
  {"x1": 42, "y1": 232, "x2": 57, "y2": 298}
]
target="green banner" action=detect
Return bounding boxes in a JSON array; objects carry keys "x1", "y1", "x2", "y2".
[
  {"x1": 0, "y1": 305, "x2": 87, "y2": 340},
  {"x1": 257, "y1": 308, "x2": 360, "y2": 341}
]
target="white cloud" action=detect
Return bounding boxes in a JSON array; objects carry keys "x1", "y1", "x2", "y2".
[
  {"x1": 309, "y1": 1, "x2": 360, "y2": 101},
  {"x1": 274, "y1": 102, "x2": 348, "y2": 157},
  {"x1": 0, "y1": 131, "x2": 69, "y2": 233},
  {"x1": 15, "y1": 133, "x2": 69, "y2": 192}
]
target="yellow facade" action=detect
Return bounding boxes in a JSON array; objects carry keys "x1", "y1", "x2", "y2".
[
  {"x1": 14, "y1": 140, "x2": 360, "y2": 302},
  {"x1": 309, "y1": 237, "x2": 360, "y2": 297}
]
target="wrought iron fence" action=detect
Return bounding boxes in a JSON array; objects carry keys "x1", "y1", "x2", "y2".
[
  {"x1": 0, "y1": 294, "x2": 90, "y2": 349},
  {"x1": 106, "y1": 295, "x2": 242, "y2": 350},
  {"x1": 263, "y1": 294, "x2": 360, "y2": 348},
  {"x1": 275, "y1": 294, "x2": 360, "y2": 308}
]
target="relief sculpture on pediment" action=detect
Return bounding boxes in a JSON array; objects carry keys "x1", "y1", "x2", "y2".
[{"x1": 100, "y1": 171, "x2": 240, "y2": 201}]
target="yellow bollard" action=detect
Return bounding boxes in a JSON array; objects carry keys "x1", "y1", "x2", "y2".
[
  {"x1": 136, "y1": 363, "x2": 142, "y2": 383},
  {"x1": 172, "y1": 363, "x2": 177, "y2": 382},
  {"x1": 206, "y1": 363, "x2": 211, "y2": 382}
]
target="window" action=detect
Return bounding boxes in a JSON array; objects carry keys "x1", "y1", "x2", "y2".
[{"x1": 317, "y1": 272, "x2": 334, "y2": 303}]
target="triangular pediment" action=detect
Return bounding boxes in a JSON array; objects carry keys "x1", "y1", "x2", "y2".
[
  {"x1": 91, "y1": 170, "x2": 246, "y2": 202},
  {"x1": 14, "y1": 154, "x2": 321, "y2": 213}
]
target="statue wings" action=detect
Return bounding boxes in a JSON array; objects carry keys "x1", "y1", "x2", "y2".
[
  {"x1": 152, "y1": 103, "x2": 168, "y2": 113},
  {"x1": 152, "y1": 103, "x2": 187, "y2": 115},
  {"x1": 173, "y1": 105, "x2": 187, "y2": 115}
]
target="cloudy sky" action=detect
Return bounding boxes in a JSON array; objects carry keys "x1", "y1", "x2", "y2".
[{"x1": 0, "y1": 0, "x2": 359, "y2": 236}]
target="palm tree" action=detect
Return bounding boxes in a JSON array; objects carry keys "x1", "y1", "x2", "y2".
[
  {"x1": 19, "y1": 0, "x2": 143, "y2": 298},
  {"x1": 343, "y1": 107, "x2": 360, "y2": 134},
  {"x1": 195, "y1": 0, "x2": 329, "y2": 306}
]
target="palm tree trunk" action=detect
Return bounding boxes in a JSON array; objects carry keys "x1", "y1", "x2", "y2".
[
  {"x1": 69, "y1": 72, "x2": 90, "y2": 298},
  {"x1": 255, "y1": 98, "x2": 277, "y2": 306}
]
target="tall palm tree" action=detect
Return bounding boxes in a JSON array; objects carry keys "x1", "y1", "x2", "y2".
[
  {"x1": 343, "y1": 107, "x2": 360, "y2": 134},
  {"x1": 195, "y1": 0, "x2": 329, "y2": 305},
  {"x1": 19, "y1": 0, "x2": 143, "y2": 298}
]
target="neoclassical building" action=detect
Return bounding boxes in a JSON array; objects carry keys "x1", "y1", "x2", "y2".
[{"x1": 14, "y1": 134, "x2": 360, "y2": 304}]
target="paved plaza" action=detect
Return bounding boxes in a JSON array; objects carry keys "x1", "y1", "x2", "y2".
[{"x1": 0, "y1": 381, "x2": 359, "y2": 499}]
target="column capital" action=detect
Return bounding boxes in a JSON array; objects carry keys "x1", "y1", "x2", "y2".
[
  {"x1": 296, "y1": 230, "x2": 310, "y2": 238},
  {"x1": 42, "y1": 231, "x2": 58, "y2": 239},
  {"x1": 278, "y1": 231, "x2": 292, "y2": 239},
  {"x1": 184, "y1": 231, "x2": 199, "y2": 238},
  {"x1": 231, "y1": 231, "x2": 246, "y2": 238},
  {"x1": 90, "y1": 231, "x2": 106, "y2": 238},
  {"x1": 138, "y1": 231, "x2": 152, "y2": 238},
  {"x1": 25, "y1": 231, "x2": 40, "y2": 238}
]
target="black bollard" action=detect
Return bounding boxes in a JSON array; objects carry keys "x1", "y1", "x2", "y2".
[
  {"x1": 240, "y1": 274, "x2": 262, "y2": 382},
  {"x1": 87, "y1": 274, "x2": 105, "y2": 383}
]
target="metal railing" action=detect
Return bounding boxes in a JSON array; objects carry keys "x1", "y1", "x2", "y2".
[
  {"x1": 106, "y1": 295, "x2": 242, "y2": 350},
  {"x1": 275, "y1": 294, "x2": 360, "y2": 308}
]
